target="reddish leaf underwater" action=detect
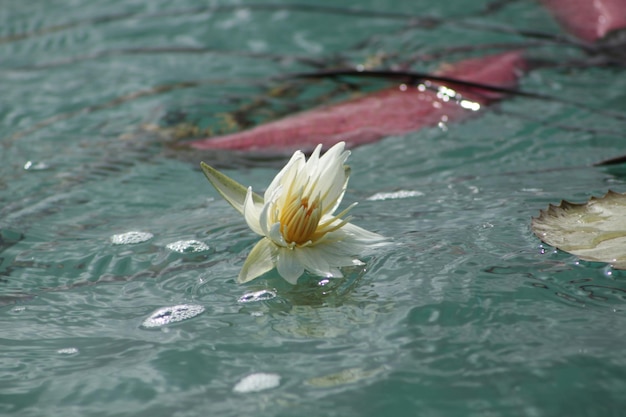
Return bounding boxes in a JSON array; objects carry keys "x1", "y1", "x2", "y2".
[
  {"x1": 187, "y1": 51, "x2": 527, "y2": 152},
  {"x1": 186, "y1": 0, "x2": 626, "y2": 152},
  {"x1": 539, "y1": 0, "x2": 626, "y2": 42}
]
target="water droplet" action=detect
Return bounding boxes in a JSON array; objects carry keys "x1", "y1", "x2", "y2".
[
  {"x1": 57, "y1": 347, "x2": 79, "y2": 355},
  {"x1": 110, "y1": 231, "x2": 153, "y2": 245},
  {"x1": 24, "y1": 160, "x2": 50, "y2": 171},
  {"x1": 141, "y1": 304, "x2": 205, "y2": 329},
  {"x1": 459, "y1": 99, "x2": 481, "y2": 111},
  {"x1": 166, "y1": 240, "x2": 209, "y2": 253},
  {"x1": 233, "y1": 373, "x2": 281, "y2": 393},
  {"x1": 238, "y1": 290, "x2": 277, "y2": 303}
]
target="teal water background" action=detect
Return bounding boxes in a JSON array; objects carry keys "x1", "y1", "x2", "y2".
[{"x1": 2, "y1": 1, "x2": 626, "y2": 416}]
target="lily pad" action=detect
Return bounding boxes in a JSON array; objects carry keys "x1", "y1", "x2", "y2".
[{"x1": 532, "y1": 190, "x2": 626, "y2": 268}]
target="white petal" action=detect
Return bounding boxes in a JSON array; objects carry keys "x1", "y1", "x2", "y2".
[
  {"x1": 268, "y1": 222, "x2": 288, "y2": 247},
  {"x1": 308, "y1": 144, "x2": 351, "y2": 214},
  {"x1": 238, "y1": 238, "x2": 276, "y2": 283},
  {"x1": 259, "y1": 184, "x2": 283, "y2": 236},
  {"x1": 243, "y1": 187, "x2": 265, "y2": 236},
  {"x1": 264, "y1": 151, "x2": 305, "y2": 201},
  {"x1": 200, "y1": 162, "x2": 263, "y2": 215},
  {"x1": 295, "y1": 246, "x2": 336, "y2": 277},
  {"x1": 276, "y1": 248, "x2": 305, "y2": 284},
  {"x1": 259, "y1": 200, "x2": 273, "y2": 237},
  {"x1": 303, "y1": 241, "x2": 361, "y2": 269},
  {"x1": 340, "y1": 222, "x2": 388, "y2": 245},
  {"x1": 324, "y1": 165, "x2": 350, "y2": 214},
  {"x1": 302, "y1": 144, "x2": 323, "y2": 181},
  {"x1": 319, "y1": 142, "x2": 347, "y2": 165}
]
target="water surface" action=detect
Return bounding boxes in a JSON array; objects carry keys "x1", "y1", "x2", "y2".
[{"x1": 2, "y1": 1, "x2": 626, "y2": 416}]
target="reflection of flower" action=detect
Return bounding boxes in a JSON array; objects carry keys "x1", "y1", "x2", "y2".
[{"x1": 201, "y1": 142, "x2": 386, "y2": 284}]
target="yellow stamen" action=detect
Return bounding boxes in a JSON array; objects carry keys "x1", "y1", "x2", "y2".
[{"x1": 279, "y1": 193, "x2": 322, "y2": 245}]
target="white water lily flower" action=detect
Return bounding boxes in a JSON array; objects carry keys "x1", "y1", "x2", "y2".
[{"x1": 201, "y1": 142, "x2": 386, "y2": 284}]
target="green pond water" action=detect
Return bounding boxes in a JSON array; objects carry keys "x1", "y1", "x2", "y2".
[{"x1": 2, "y1": 1, "x2": 626, "y2": 416}]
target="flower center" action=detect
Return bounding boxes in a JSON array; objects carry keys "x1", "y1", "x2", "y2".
[{"x1": 279, "y1": 194, "x2": 322, "y2": 245}]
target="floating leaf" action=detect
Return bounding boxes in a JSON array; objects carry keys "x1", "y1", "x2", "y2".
[{"x1": 532, "y1": 190, "x2": 626, "y2": 268}]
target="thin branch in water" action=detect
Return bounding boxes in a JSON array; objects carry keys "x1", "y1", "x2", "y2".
[
  {"x1": 287, "y1": 68, "x2": 626, "y2": 122},
  {"x1": 595, "y1": 155, "x2": 626, "y2": 166},
  {"x1": 286, "y1": 68, "x2": 552, "y2": 99}
]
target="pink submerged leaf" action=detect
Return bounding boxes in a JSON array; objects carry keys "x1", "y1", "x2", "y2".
[
  {"x1": 186, "y1": 51, "x2": 527, "y2": 153},
  {"x1": 539, "y1": 0, "x2": 626, "y2": 42}
]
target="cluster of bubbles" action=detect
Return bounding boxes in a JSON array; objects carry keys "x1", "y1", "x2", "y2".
[
  {"x1": 110, "y1": 232, "x2": 209, "y2": 253},
  {"x1": 166, "y1": 240, "x2": 210, "y2": 253},
  {"x1": 237, "y1": 290, "x2": 277, "y2": 303},
  {"x1": 141, "y1": 304, "x2": 205, "y2": 329},
  {"x1": 110, "y1": 231, "x2": 154, "y2": 245},
  {"x1": 367, "y1": 190, "x2": 424, "y2": 201},
  {"x1": 57, "y1": 347, "x2": 79, "y2": 355}
]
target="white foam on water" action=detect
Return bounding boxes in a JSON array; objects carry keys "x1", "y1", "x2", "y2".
[
  {"x1": 166, "y1": 240, "x2": 209, "y2": 253},
  {"x1": 110, "y1": 231, "x2": 154, "y2": 245},
  {"x1": 141, "y1": 304, "x2": 205, "y2": 329},
  {"x1": 57, "y1": 347, "x2": 79, "y2": 355},
  {"x1": 367, "y1": 190, "x2": 424, "y2": 201},
  {"x1": 233, "y1": 373, "x2": 281, "y2": 393}
]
